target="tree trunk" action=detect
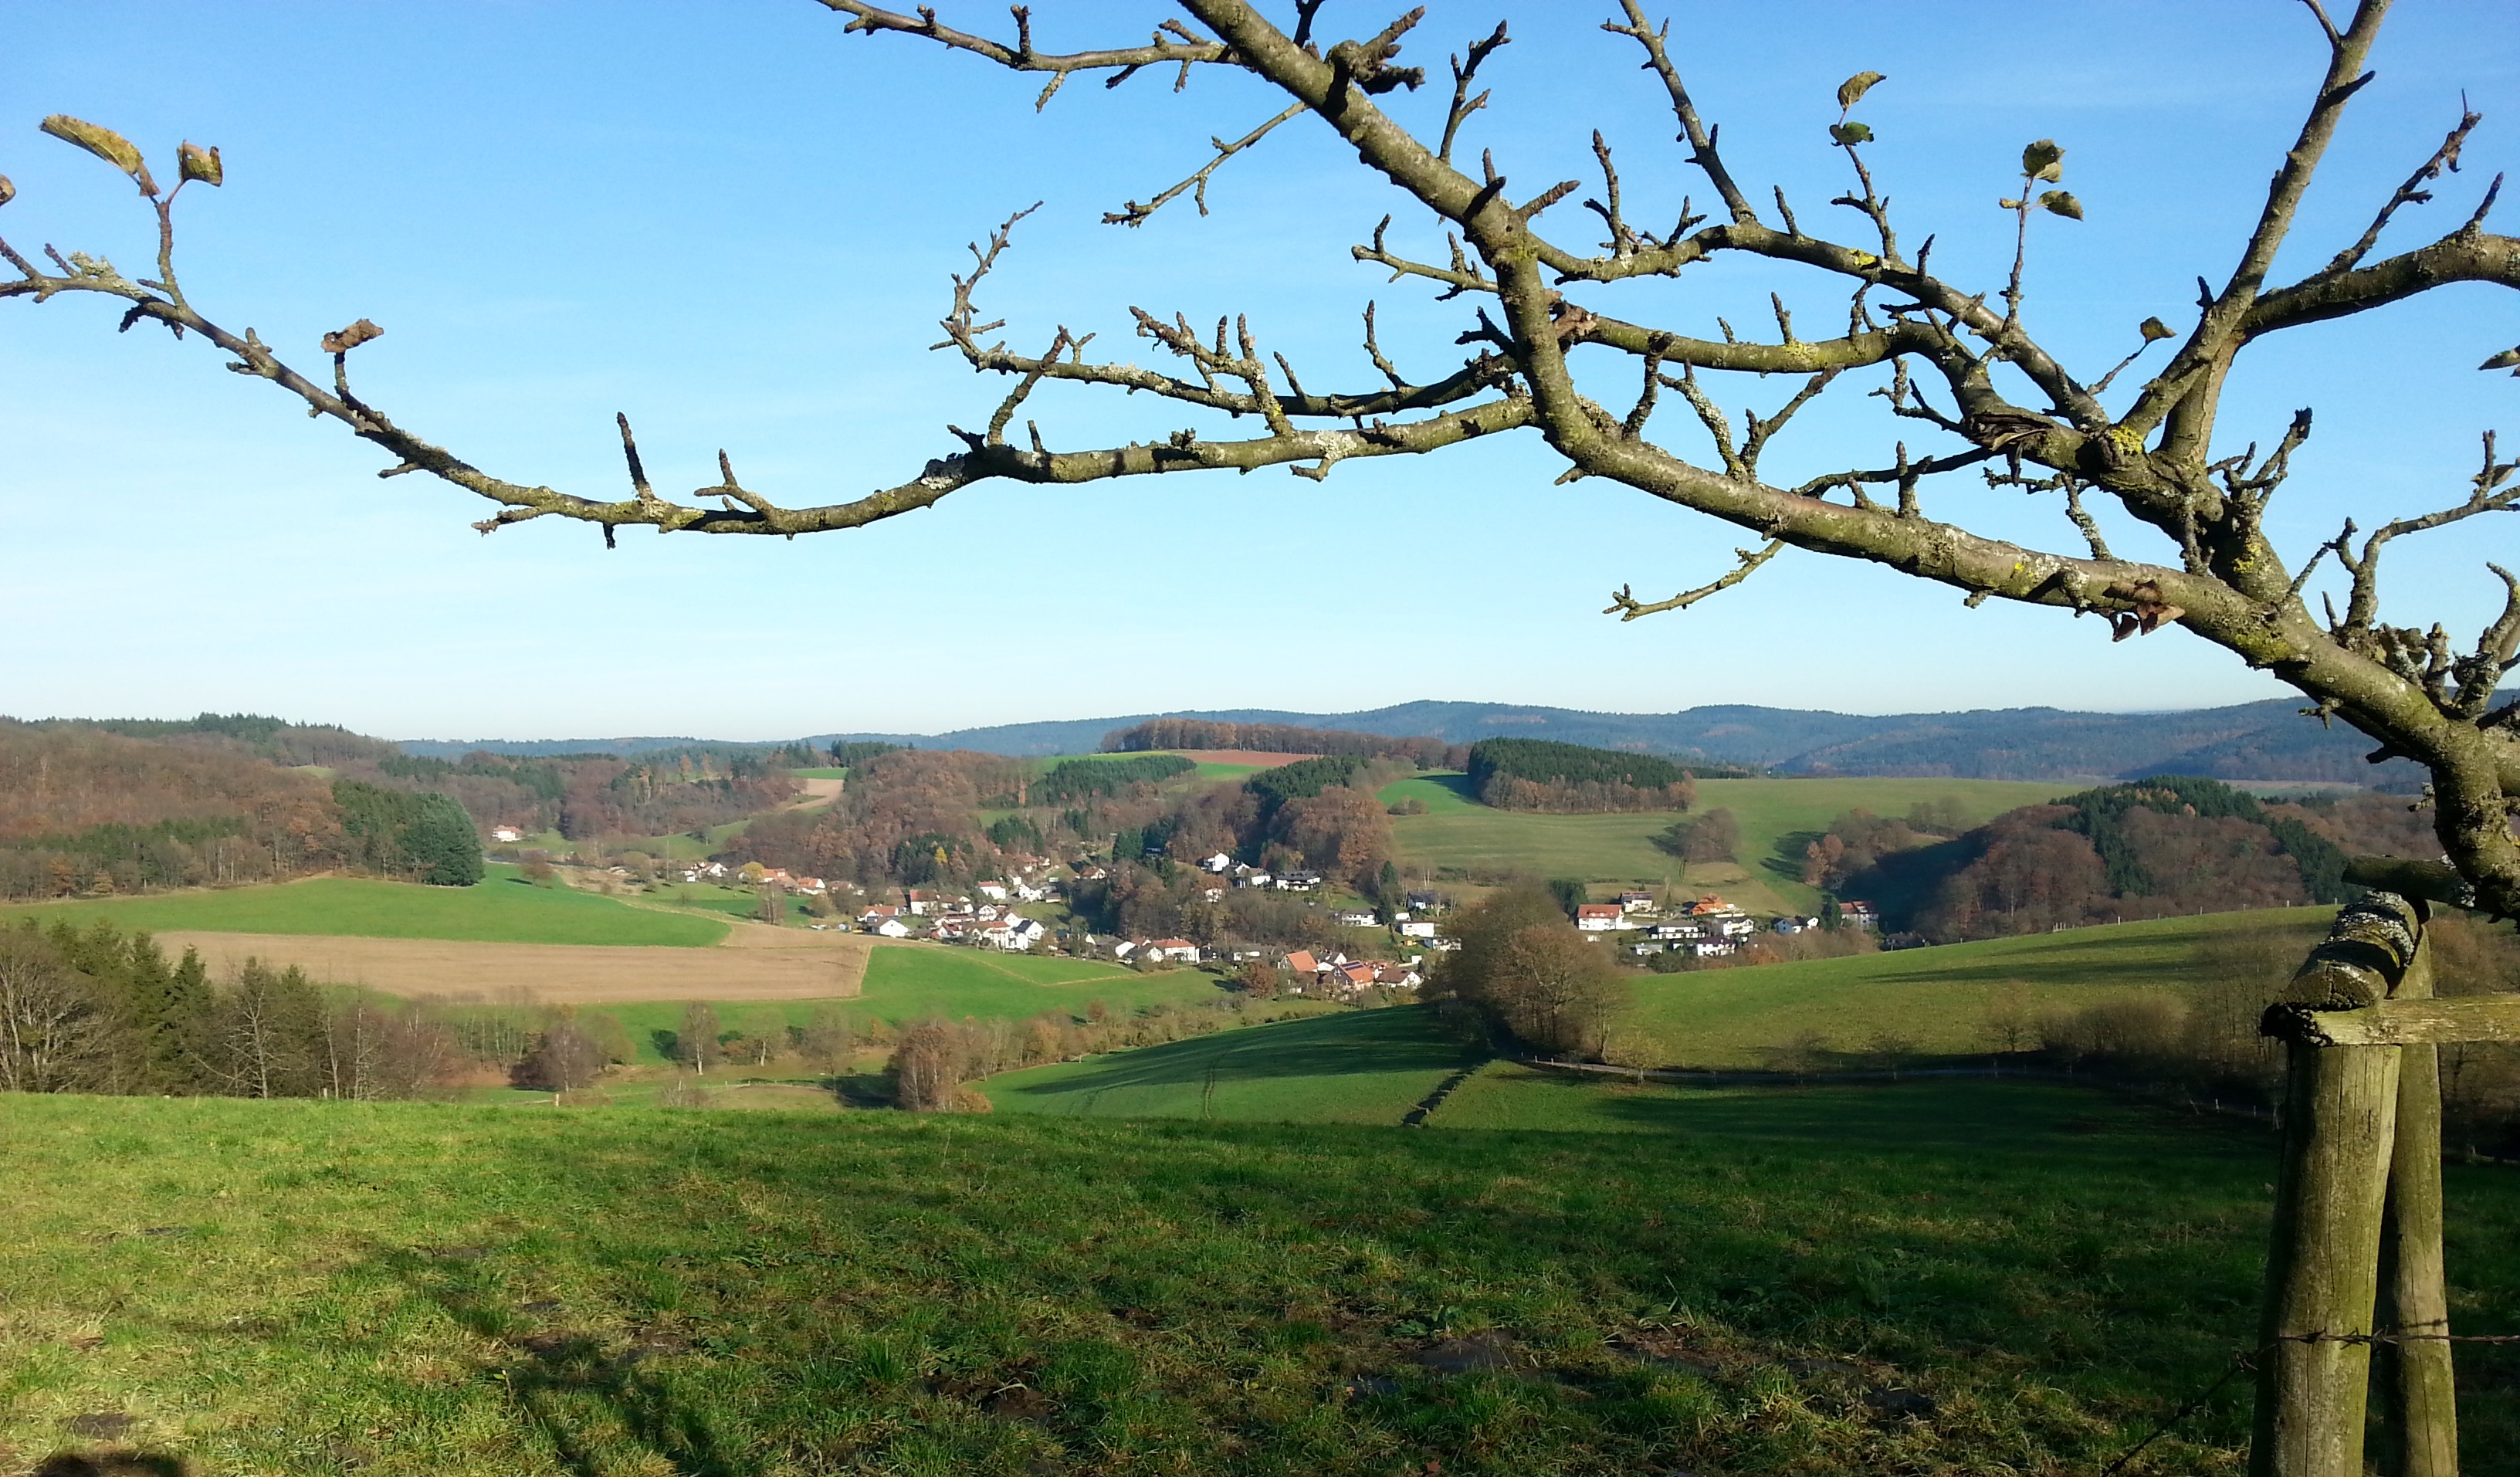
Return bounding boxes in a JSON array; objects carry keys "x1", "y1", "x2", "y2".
[{"x1": 2252, "y1": 1037, "x2": 2400, "y2": 1477}]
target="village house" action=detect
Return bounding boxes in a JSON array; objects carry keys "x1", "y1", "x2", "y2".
[
  {"x1": 1574, "y1": 903, "x2": 1627, "y2": 932},
  {"x1": 1398, "y1": 919, "x2": 1438, "y2": 940},
  {"x1": 1276, "y1": 871, "x2": 1323, "y2": 892},
  {"x1": 1840, "y1": 900, "x2": 1881, "y2": 930},
  {"x1": 903, "y1": 889, "x2": 934, "y2": 916},
  {"x1": 977, "y1": 882, "x2": 1009, "y2": 903},
  {"x1": 1200, "y1": 884, "x2": 1225, "y2": 902},
  {"x1": 1279, "y1": 949, "x2": 1320, "y2": 977},
  {"x1": 1141, "y1": 937, "x2": 1202, "y2": 964},
  {"x1": 1372, "y1": 963, "x2": 1422, "y2": 987},
  {"x1": 1235, "y1": 869, "x2": 1274, "y2": 889},
  {"x1": 1404, "y1": 889, "x2": 1445, "y2": 914},
  {"x1": 1200, "y1": 852, "x2": 1234, "y2": 873},
  {"x1": 869, "y1": 916, "x2": 911, "y2": 939},
  {"x1": 1333, "y1": 909, "x2": 1379, "y2": 928},
  {"x1": 489, "y1": 825, "x2": 523, "y2": 843},
  {"x1": 1615, "y1": 890, "x2": 1658, "y2": 914},
  {"x1": 859, "y1": 903, "x2": 901, "y2": 925},
  {"x1": 1691, "y1": 938, "x2": 1736, "y2": 957}
]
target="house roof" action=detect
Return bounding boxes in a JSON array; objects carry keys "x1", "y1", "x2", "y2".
[
  {"x1": 1576, "y1": 903, "x2": 1624, "y2": 919},
  {"x1": 1283, "y1": 950, "x2": 1320, "y2": 974},
  {"x1": 1151, "y1": 938, "x2": 1196, "y2": 950}
]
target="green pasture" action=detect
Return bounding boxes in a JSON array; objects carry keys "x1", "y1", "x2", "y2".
[
  {"x1": 983, "y1": 1004, "x2": 1473, "y2": 1122},
  {"x1": 4, "y1": 1082, "x2": 2512, "y2": 1475},
  {"x1": 1380, "y1": 774, "x2": 2066, "y2": 913},
  {"x1": 855, "y1": 943, "x2": 1224, "y2": 1024},
  {"x1": 1614, "y1": 907, "x2": 2333, "y2": 1068},
  {"x1": 0, "y1": 865, "x2": 729, "y2": 947},
  {"x1": 784, "y1": 767, "x2": 849, "y2": 780}
]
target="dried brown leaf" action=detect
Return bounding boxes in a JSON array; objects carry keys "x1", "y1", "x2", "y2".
[{"x1": 320, "y1": 318, "x2": 384, "y2": 354}]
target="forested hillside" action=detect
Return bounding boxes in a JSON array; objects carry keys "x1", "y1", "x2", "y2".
[
  {"x1": 1103, "y1": 718, "x2": 1464, "y2": 767},
  {"x1": 0, "y1": 716, "x2": 810, "y2": 899},
  {"x1": 1807, "y1": 778, "x2": 2429, "y2": 940},
  {"x1": 1465, "y1": 737, "x2": 1723, "y2": 811}
]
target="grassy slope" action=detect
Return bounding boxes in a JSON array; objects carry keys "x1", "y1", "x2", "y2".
[
  {"x1": 854, "y1": 945, "x2": 1228, "y2": 1024},
  {"x1": 4, "y1": 1086, "x2": 2511, "y2": 1475},
  {"x1": 982, "y1": 1005, "x2": 1474, "y2": 1123},
  {"x1": 1614, "y1": 907, "x2": 2333, "y2": 1067},
  {"x1": 0, "y1": 865, "x2": 728, "y2": 947},
  {"x1": 1380, "y1": 774, "x2": 2066, "y2": 913}
]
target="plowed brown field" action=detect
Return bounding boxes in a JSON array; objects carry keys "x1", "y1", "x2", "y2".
[
  {"x1": 156, "y1": 926, "x2": 869, "y2": 1004},
  {"x1": 1176, "y1": 750, "x2": 1316, "y2": 767}
]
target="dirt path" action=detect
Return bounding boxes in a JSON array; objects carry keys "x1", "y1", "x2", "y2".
[{"x1": 156, "y1": 930, "x2": 870, "y2": 1004}]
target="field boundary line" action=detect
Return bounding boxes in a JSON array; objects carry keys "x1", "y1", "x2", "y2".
[{"x1": 1402, "y1": 1056, "x2": 1494, "y2": 1126}]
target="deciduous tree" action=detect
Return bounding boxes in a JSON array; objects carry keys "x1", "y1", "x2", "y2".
[{"x1": 11, "y1": 4, "x2": 2520, "y2": 910}]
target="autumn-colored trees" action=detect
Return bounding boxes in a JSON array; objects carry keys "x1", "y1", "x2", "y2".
[
  {"x1": 1431, "y1": 885, "x2": 1627, "y2": 1059},
  {"x1": 0, "y1": 918, "x2": 453, "y2": 1099}
]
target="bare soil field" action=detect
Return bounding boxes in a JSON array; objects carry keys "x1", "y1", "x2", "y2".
[
  {"x1": 155, "y1": 927, "x2": 870, "y2": 1004},
  {"x1": 783, "y1": 776, "x2": 845, "y2": 808},
  {"x1": 1175, "y1": 749, "x2": 1317, "y2": 767}
]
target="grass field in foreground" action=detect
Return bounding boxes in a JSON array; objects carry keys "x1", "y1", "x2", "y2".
[
  {"x1": 983, "y1": 1004, "x2": 1473, "y2": 1122},
  {"x1": 1614, "y1": 907, "x2": 2333, "y2": 1068},
  {"x1": 0, "y1": 866, "x2": 729, "y2": 947},
  {"x1": 5, "y1": 1084, "x2": 2512, "y2": 1475},
  {"x1": 1380, "y1": 774, "x2": 2067, "y2": 913}
]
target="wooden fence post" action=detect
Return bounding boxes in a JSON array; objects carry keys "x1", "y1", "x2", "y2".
[
  {"x1": 2378, "y1": 928, "x2": 2458, "y2": 1477},
  {"x1": 2251, "y1": 893, "x2": 2417, "y2": 1477}
]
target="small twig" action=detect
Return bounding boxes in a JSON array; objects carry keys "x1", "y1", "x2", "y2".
[{"x1": 1605, "y1": 539, "x2": 1786, "y2": 621}]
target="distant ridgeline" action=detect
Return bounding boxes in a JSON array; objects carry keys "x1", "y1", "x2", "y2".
[
  {"x1": 1465, "y1": 738, "x2": 1747, "y2": 813},
  {"x1": 1808, "y1": 775, "x2": 2388, "y2": 942},
  {"x1": 1102, "y1": 718, "x2": 1465, "y2": 768}
]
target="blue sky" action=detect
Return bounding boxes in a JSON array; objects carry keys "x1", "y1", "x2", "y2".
[{"x1": 3, "y1": 2, "x2": 2514, "y2": 740}]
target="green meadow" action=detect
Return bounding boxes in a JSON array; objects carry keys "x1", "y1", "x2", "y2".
[
  {"x1": 1379, "y1": 774, "x2": 2066, "y2": 913},
  {"x1": 983, "y1": 1005, "x2": 1474, "y2": 1122},
  {"x1": 0, "y1": 866, "x2": 729, "y2": 947},
  {"x1": 5, "y1": 1081, "x2": 2512, "y2": 1475},
  {"x1": 1613, "y1": 907, "x2": 2333, "y2": 1067}
]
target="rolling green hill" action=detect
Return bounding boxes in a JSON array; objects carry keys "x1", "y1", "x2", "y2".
[
  {"x1": 1380, "y1": 774, "x2": 2065, "y2": 913},
  {"x1": 0, "y1": 865, "x2": 730, "y2": 947},
  {"x1": 1611, "y1": 907, "x2": 2333, "y2": 1068},
  {"x1": 6, "y1": 1084, "x2": 2512, "y2": 1474},
  {"x1": 983, "y1": 1005, "x2": 1473, "y2": 1122}
]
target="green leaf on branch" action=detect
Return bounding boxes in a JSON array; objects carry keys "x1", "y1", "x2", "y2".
[
  {"x1": 2139, "y1": 317, "x2": 2175, "y2": 342},
  {"x1": 1836, "y1": 70, "x2": 1886, "y2": 110},
  {"x1": 178, "y1": 141, "x2": 223, "y2": 188},
  {"x1": 2020, "y1": 138, "x2": 2064, "y2": 181},
  {"x1": 2040, "y1": 190, "x2": 2083, "y2": 220},
  {"x1": 39, "y1": 114, "x2": 156, "y2": 195},
  {"x1": 1998, "y1": 198, "x2": 2024, "y2": 211},
  {"x1": 1829, "y1": 121, "x2": 1875, "y2": 146}
]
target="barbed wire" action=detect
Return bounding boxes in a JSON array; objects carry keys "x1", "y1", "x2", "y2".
[{"x1": 2102, "y1": 1329, "x2": 2518, "y2": 1475}]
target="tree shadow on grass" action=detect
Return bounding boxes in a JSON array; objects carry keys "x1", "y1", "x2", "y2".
[
  {"x1": 368, "y1": 1244, "x2": 755, "y2": 1477},
  {"x1": 1761, "y1": 829, "x2": 1822, "y2": 889},
  {"x1": 994, "y1": 1008, "x2": 1471, "y2": 1103}
]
